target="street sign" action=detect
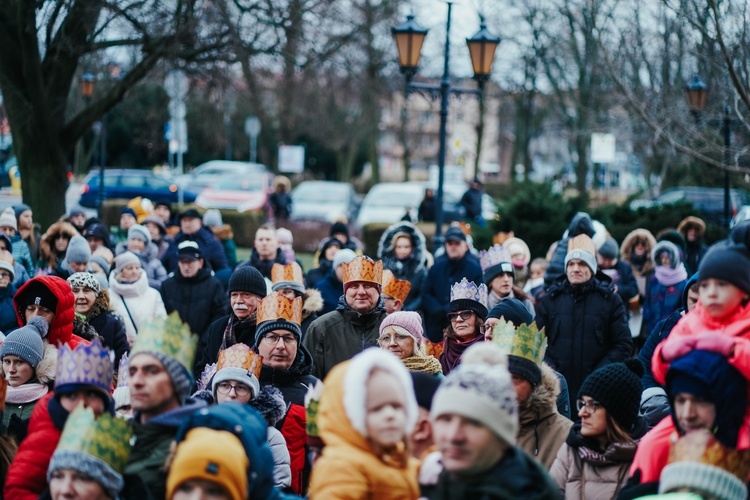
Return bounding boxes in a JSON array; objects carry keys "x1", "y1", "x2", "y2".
[
  {"x1": 278, "y1": 145, "x2": 305, "y2": 173},
  {"x1": 244, "y1": 116, "x2": 261, "y2": 137},
  {"x1": 591, "y1": 133, "x2": 616, "y2": 164},
  {"x1": 164, "y1": 71, "x2": 188, "y2": 100}
]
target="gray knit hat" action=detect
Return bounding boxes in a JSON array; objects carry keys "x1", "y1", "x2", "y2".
[
  {"x1": 114, "y1": 251, "x2": 141, "y2": 274},
  {"x1": 0, "y1": 316, "x2": 49, "y2": 369},
  {"x1": 202, "y1": 209, "x2": 223, "y2": 227},
  {"x1": 127, "y1": 224, "x2": 151, "y2": 246},
  {"x1": 48, "y1": 450, "x2": 123, "y2": 498},
  {"x1": 151, "y1": 352, "x2": 193, "y2": 405},
  {"x1": 65, "y1": 235, "x2": 92, "y2": 264}
]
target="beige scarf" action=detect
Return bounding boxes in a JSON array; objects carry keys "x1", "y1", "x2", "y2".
[{"x1": 402, "y1": 355, "x2": 443, "y2": 375}]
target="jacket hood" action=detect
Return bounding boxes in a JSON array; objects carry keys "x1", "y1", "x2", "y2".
[
  {"x1": 14, "y1": 276, "x2": 75, "y2": 346},
  {"x1": 39, "y1": 221, "x2": 79, "y2": 268},
  {"x1": 651, "y1": 240, "x2": 682, "y2": 268},
  {"x1": 249, "y1": 385, "x2": 286, "y2": 427},
  {"x1": 377, "y1": 222, "x2": 427, "y2": 275},
  {"x1": 303, "y1": 288, "x2": 323, "y2": 318},
  {"x1": 519, "y1": 363, "x2": 561, "y2": 425},
  {"x1": 108, "y1": 267, "x2": 150, "y2": 298},
  {"x1": 318, "y1": 349, "x2": 418, "y2": 456},
  {"x1": 33, "y1": 342, "x2": 58, "y2": 385},
  {"x1": 567, "y1": 212, "x2": 595, "y2": 238},
  {"x1": 620, "y1": 229, "x2": 657, "y2": 271},
  {"x1": 677, "y1": 216, "x2": 706, "y2": 239}
]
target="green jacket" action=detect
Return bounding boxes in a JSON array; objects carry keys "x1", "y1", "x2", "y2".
[{"x1": 2, "y1": 397, "x2": 40, "y2": 430}]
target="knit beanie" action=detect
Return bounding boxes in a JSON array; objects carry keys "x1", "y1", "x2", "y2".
[
  {"x1": 142, "y1": 215, "x2": 167, "y2": 236},
  {"x1": 698, "y1": 224, "x2": 750, "y2": 296},
  {"x1": 229, "y1": 266, "x2": 267, "y2": 298},
  {"x1": 564, "y1": 234, "x2": 597, "y2": 274},
  {"x1": 431, "y1": 343, "x2": 518, "y2": 445},
  {"x1": 379, "y1": 311, "x2": 424, "y2": 343},
  {"x1": 577, "y1": 359, "x2": 643, "y2": 431},
  {"x1": 16, "y1": 280, "x2": 58, "y2": 312},
  {"x1": 0, "y1": 208, "x2": 16, "y2": 230},
  {"x1": 212, "y1": 368, "x2": 261, "y2": 401},
  {"x1": 67, "y1": 272, "x2": 101, "y2": 296},
  {"x1": 166, "y1": 427, "x2": 249, "y2": 500},
  {"x1": 486, "y1": 298, "x2": 533, "y2": 326},
  {"x1": 410, "y1": 371, "x2": 441, "y2": 410},
  {"x1": 151, "y1": 352, "x2": 193, "y2": 405},
  {"x1": 127, "y1": 224, "x2": 151, "y2": 246},
  {"x1": 657, "y1": 229, "x2": 687, "y2": 256},
  {"x1": 114, "y1": 251, "x2": 141, "y2": 274},
  {"x1": 255, "y1": 319, "x2": 302, "y2": 346},
  {"x1": 83, "y1": 223, "x2": 110, "y2": 244},
  {"x1": 332, "y1": 248, "x2": 357, "y2": 270},
  {"x1": 330, "y1": 221, "x2": 349, "y2": 239},
  {"x1": 120, "y1": 207, "x2": 137, "y2": 220},
  {"x1": 0, "y1": 316, "x2": 48, "y2": 369},
  {"x1": 65, "y1": 235, "x2": 91, "y2": 264},
  {"x1": 598, "y1": 237, "x2": 619, "y2": 260},
  {"x1": 202, "y1": 209, "x2": 223, "y2": 227},
  {"x1": 13, "y1": 203, "x2": 31, "y2": 221},
  {"x1": 0, "y1": 261, "x2": 14, "y2": 280},
  {"x1": 90, "y1": 255, "x2": 111, "y2": 277}
]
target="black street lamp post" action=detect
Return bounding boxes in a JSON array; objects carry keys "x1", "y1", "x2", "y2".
[
  {"x1": 79, "y1": 71, "x2": 106, "y2": 215},
  {"x1": 392, "y1": 4, "x2": 500, "y2": 244}
]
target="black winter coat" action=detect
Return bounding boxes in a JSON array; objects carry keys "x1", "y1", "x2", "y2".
[
  {"x1": 459, "y1": 187, "x2": 483, "y2": 220},
  {"x1": 161, "y1": 267, "x2": 229, "y2": 341},
  {"x1": 536, "y1": 273, "x2": 633, "y2": 412},
  {"x1": 193, "y1": 313, "x2": 256, "y2": 377},
  {"x1": 161, "y1": 226, "x2": 229, "y2": 274},
  {"x1": 421, "y1": 253, "x2": 484, "y2": 342},
  {"x1": 88, "y1": 311, "x2": 130, "y2": 369}
]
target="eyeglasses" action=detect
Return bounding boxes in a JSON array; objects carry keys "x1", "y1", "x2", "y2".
[
  {"x1": 262, "y1": 334, "x2": 297, "y2": 346},
  {"x1": 448, "y1": 310, "x2": 474, "y2": 322},
  {"x1": 378, "y1": 334, "x2": 411, "y2": 346},
  {"x1": 0, "y1": 272, "x2": 11, "y2": 280},
  {"x1": 576, "y1": 399, "x2": 601, "y2": 414},
  {"x1": 216, "y1": 382, "x2": 252, "y2": 397}
]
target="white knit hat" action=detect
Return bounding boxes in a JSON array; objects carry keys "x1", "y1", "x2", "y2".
[
  {"x1": 659, "y1": 462, "x2": 747, "y2": 500},
  {"x1": 0, "y1": 208, "x2": 16, "y2": 230}
]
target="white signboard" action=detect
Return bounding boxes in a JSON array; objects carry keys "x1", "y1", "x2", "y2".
[
  {"x1": 278, "y1": 145, "x2": 305, "y2": 173},
  {"x1": 591, "y1": 133, "x2": 616, "y2": 164}
]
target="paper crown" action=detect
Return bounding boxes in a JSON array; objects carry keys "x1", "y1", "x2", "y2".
[
  {"x1": 479, "y1": 244, "x2": 513, "y2": 272},
  {"x1": 567, "y1": 234, "x2": 596, "y2": 256},
  {"x1": 217, "y1": 343, "x2": 263, "y2": 379},
  {"x1": 130, "y1": 311, "x2": 197, "y2": 373},
  {"x1": 115, "y1": 353, "x2": 129, "y2": 389},
  {"x1": 271, "y1": 262, "x2": 304, "y2": 284},
  {"x1": 56, "y1": 337, "x2": 114, "y2": 394},
  {"x1": 491, "y1": 318, "x2": 547, "y2": 366},
  {"x1": 257, "y1": 291, "x2": 303, "y2": 325},
  {"x1": 667, "y1": 430, "x2": 750, "y2": 480},
  {"x1": 450, "y1": 278, "x2": 488, "y2": 308},
  {"x1": 342, "y1": 256, "x2": 383, "y2": 285},
  {"x1": 305, "y1": 380, "x2": 325, "y2": 442},
  {"x1": 382, "y1": 270, "x2": 411, "y2": 302},
  {"x1": 197, "y1": 363, "x2": 217, "y2": 391},
  {"x1": 56, "y1": 406, "x2": 133, "y2": 474}
]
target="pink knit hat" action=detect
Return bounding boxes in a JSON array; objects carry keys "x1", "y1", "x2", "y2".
[{"x1": 379, "y1": 311, "x2": 424, "y2": 343}]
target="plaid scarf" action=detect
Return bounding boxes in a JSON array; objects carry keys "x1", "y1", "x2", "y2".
[{"x1": 220, "y1": 311, "x2": 257, "y2": 350}]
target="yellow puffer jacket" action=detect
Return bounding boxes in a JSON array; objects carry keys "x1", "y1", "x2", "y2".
[{"x1": 308, "y1": 349, "x2": 421, "y2": 499}]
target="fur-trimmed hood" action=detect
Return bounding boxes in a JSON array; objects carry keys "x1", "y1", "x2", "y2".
[
  {"x1": 303, "y1": 288, "x2": 323, "y2": 318},
  {"x1": 620, "y1": 228, "x2": 657, "y2": 277},
  {"x1": 249, "y1": 385, "x2": 286, "y2": 427},
  {"x1": 34, "y1": 342, "x2": 58, "y2": 385},
  {"x1": 38, "y1": 221, "x2": 80, "y2": 269},
  {"x1": 519, "y1": 363, "x2": 561, "y2": 425},
  {"x1": 377, "y1": 222, "x2": 427, "y2": 279},
  {"x1": 211, "y1": 224, "x2": 234, "y2": 241},
  {"x1": 677, "y1": 216, "x2": 706, "y2": 239}
]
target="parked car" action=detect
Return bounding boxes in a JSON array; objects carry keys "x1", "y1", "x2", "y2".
[
  {"x1": 176, "y1": 160, "x2": 269, "y2": 193},
  {"x1": 195, "y1": 172, "x2": 273, "y2": 211},
  {"x1": 79, "y1": 169, "x2": 197, "y2": 208},
  {"x1": 630, "y1": 186, "x2": 750, "y2": 224},
  {"x1": 290, "y1": 181, "x2": 360, "y2": 223}
]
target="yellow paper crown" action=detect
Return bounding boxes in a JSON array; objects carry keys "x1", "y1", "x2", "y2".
[
  {"x1": 257, "y1": 291, "x2": 303, "y2": 325},
  {"x1": 56, "y1": 406, "x2": 133, "y2": 473},
  {"x1": 271, "y1": 262, "x2": 304, "y2": 285},
  {"x1": 491, "y1": 318, "x2": 547, "y2": 366},
  {"x1": 130, "y1": 311, "x2": 197, "y2": 373},
  {"x1": 668, "y1": 430, "x2": 750, "y2": 480},
  {"x1": 217, "y1": 343, "x2": 263, "y2": 379},
  {"x1": 381, "y1": 270, "x2": 411, "y2": 302},
  {"x1": 567, "y1": 234, "x2": 596, "y2": 256},
  {"x1": 342, "y1": 256, "x2": 383, "y2": 285}
]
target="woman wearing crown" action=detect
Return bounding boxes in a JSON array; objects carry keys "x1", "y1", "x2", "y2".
[{"x1": 436, "y1": 278, "x2": 489, "y2": 375}]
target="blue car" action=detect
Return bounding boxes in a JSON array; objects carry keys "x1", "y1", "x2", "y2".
[{"x1": 79, "y1": 168, "x2": 198, "y2": 208}]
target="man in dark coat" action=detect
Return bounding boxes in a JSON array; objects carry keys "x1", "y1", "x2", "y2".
[
  {"x1": 544, "y1": 211, "x2": 595, "y2": 288},
  {"x1": 237, "y1": 224, "x2": 287, "y2": 280},
  {"x1": 536, "y1": 234, "x2": 632, "y2": 413},
  {"x1": 161, "y1": 241, "x2": 228, "y2": 342},
  {"x1": 459, "y1": 178, "x2": 484, "y2": 222},
  {"x1": 421, "y1": 227, "x2": 483, "y2": 342},
  {"x1": 193, "y1": 265, "x2": 266, "y2": 377},
  {"x1": 596, "y1": 236, "x2": 639, "y2": 308},
  {"x1": 161, "y1": 209, "x2": 229, "y2": 276}
]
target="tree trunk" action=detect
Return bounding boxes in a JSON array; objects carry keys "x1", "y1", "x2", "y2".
[
  {"x1": 474, "y1": 92, "x2": 486, "y2": 179},
  {"x1": 575, "y1": 133, "x2": 588, "y2": 194}
]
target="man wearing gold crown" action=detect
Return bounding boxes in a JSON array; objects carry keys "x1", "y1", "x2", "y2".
[
  {"x1": 536, "y1": 234, "x2": 632, "y2": 413},
  {"x1": 303, "y1": 256, "x2": 387, "y2": 379}
]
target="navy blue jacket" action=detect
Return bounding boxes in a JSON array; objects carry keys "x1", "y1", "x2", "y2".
[
  {"x1": 161, "y1": 226, "x2": 229, "y2": 274},
  {"x1": 0, "y1": 284, "x2": 17, "y2": 334},
  {"x1": 314, "y1": 271, "x2": 344, "y2": 316}
]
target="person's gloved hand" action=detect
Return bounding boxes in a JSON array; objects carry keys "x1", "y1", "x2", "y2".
[
  {"x1": 660, "y1": 336, "x2": 698, "y2": 362},
  {"x1": 693, "y1": 333, "x2": 736, "y2": 357}
]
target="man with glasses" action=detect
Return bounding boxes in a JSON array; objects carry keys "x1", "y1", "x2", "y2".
[
  {"x1": 254, "y1": 291, "x2": 319, "y2": 494},
  {"x1": 421, "y1": 226, "x2": 483, "y2": 342}
]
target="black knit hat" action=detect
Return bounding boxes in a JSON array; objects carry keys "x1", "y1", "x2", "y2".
[
  {"x1": 578, "y1": 359, "x2": 643, "y2": 431},
  {"x1": 228, "y1": 266, "x2": 267, "y2": 298},
  {"x1": 330, "y1": 222, "x2": 349, "y2": 239},
  {"x1": 486, "y1": 298, "x2": 533, "y2": 326},
  {"x1": 254, "y1": 319, "x2": 302, "y2": 347},
  {"x1": 410, "y1": 371, "x2": 442, "y2": 410},
  {"x1": 449, "y1": 299, "x2": 488, "y2": 321},
  {"x1": 507, "y1": 356, "x2": 542, "y2": 388},
  {"x1": 598, "y1": 237, "x2": 619, "y2": 260},
  {"x1": 16, "y1": 280, "x2": 58, "y2": 312},
  {"x1": 698, "y1": 224, "x2": 750, "y2": 296}
]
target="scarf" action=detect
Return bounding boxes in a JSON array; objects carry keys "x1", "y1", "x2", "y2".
[
  {"x1": 220, "y1": 312, "x2": 257, "y2": 350},
  {"x1": 6, "y1": 383, "x2": 49, "y2": 404},
  {"x1": 439, "y1": 333, "x2": 484, "y2": 374},
  {"x1": 402, "y1": 355, "x2": 443, "y2": 375},
  {"x1": 655, "y1": 263, "x2": 688, "y2": 286}
]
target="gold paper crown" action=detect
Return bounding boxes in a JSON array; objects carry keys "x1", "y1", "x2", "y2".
[
  {"x1": 305, "y1": 380, "x2": 325, "y2": 439},
  {"x1": 217, "y1": 343, "x2": 263, "y2": 379},
  {"x1": 342, "y1": 256, "x2": 383, "y2": 285},
  {"x1": 491, "y1": 318, "x2": 547, "y2": 366},
  {"x1": 56, "y1": 338, "x2": 114, "y2": 395},
  {"x1": 271, "y1": 262, "x2": 304, "y2": 285},
  {"x1": 115, "y1": 353, "x2": 129, "y2": 389},
  {"x1": 130, "y1": 311, "x2": 197, "y2": 373},
  {"x1": 56, "y1": 406, "x2": 133, "y2": 474},
  {"x1": 197, "y1": 363, "x2": 217, "y2": 391},
  {"x1": 567, "y1": 234, "x2": 596, "y2": 256},
  {"x1": 668, "y1": 430, "x2": 750, "y2": 480},
  {"x1": 257, "y1": 291, "x2": 303, "y2": 325},
  {"x1": 382, "y1": 270, "x2": 411, "y2": 302}
]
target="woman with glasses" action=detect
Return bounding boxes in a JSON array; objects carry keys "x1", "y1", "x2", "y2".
[
  {"x1": 438, "y1": 278, "x2": 489, "y2": 375},
  {"x1": 378, "y1": 311, "x2": 442, "y2": 376},
  {"x1": 550, "y1": 360, "x2": 648, "y2": 499}
]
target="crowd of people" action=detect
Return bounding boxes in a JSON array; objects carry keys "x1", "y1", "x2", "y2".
[{"x1": 0, "y1": 197, "x2": 746, "y2": 500}]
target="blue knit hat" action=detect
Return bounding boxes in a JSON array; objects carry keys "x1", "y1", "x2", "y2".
[{"x1": 0, "y1": 316, "x2": 49, "y2": 369}]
